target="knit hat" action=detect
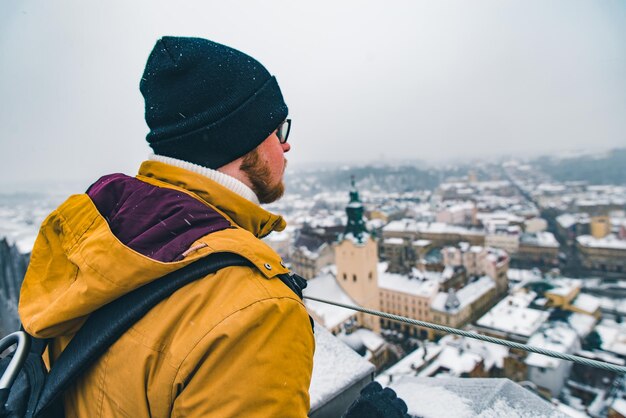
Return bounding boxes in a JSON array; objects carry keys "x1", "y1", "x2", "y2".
[{"x1": 140, "y1": 36, "x2": 288, "y2": 169}]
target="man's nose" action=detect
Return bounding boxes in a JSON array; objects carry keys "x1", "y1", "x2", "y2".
[{"x1": 281, "y1": 142, "x2": 291, "y2": 153}]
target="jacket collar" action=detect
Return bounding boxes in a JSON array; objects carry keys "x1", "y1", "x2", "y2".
[{"x1": 137, "y1": 160, "x2": 286, "y2": 238}]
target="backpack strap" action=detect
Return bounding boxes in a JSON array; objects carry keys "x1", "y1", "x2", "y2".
[
  {"x1": 277, "y1": 272, "x2": 315, "y2": 332},
  {"x1": 277, "y1": 272, "x2": 308, "y2": 299},
  {"x1": 33, "y1": 252, "x2": 252, "y2": 417}
]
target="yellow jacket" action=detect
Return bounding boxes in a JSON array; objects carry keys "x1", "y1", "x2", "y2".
[{"x1": 18, "y1": 161, "x2": 315, "y2": 417}]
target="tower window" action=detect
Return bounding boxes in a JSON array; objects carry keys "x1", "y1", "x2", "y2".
[
  {"x1": 352, "y1": 274, "x2": 357, "y2": 282},
  {"x1": 343, "y1": 273, "x2": 347, "y2": 280},
  {"x1": 368, "y1": 271, "x2": 373, "y2": 280}
]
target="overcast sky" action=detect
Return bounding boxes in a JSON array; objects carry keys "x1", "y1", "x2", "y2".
[{"x1": 1, "y1": 0, "x2": 625, "y2": 187}]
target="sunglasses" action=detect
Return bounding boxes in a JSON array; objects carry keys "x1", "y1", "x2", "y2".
[{"x1": 276, "y1": 119, "x2": 291, "y2": 144}]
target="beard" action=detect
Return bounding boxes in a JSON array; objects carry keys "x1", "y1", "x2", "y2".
[{"x1": 240, "y1": 148, "x2": 286, "y2": 204}]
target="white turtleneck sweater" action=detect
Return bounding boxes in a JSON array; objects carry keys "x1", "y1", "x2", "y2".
[{"x1": 149, "y1": 154, "x2": 260, "y2": 205}]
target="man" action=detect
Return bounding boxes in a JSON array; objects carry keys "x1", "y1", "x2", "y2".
[{"x1": 18, "y1": 36, "x2": 314, "y2": 417}]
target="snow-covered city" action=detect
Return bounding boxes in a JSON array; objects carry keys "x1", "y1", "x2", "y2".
[{"x1": 2, "y1": 150, "x2": 624, "y2": 417}]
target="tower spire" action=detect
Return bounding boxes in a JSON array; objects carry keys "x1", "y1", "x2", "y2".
[{"x1": 344, "y1": 176, "x2": 367, "y2": 243}]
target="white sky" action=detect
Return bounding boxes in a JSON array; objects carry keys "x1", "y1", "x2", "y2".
[{"x1": 1, "y1": 0, "x2": 625, "y2": 187}]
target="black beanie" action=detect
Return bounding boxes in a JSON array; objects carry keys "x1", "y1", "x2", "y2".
[{"x1": 140, "y1": 36, "x2": 288, "y2": 169}]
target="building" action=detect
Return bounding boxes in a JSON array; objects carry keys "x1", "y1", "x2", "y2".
[
  {"x1": 475, "y1": 291, "x2": 550, "y2": 343},
  {"x1": 516, "y1": 232, "x2": 560, "y2": 266},
  {"x1": 544, "y1": 279, "x2": 601, "y2": 319},
  {"x1": 485, "y1": 230, "x2": 520, "y2": 255},
  {"x1": 291, "y1": 243, "x2": 334, "y2": 280},
  {"x1": 442, "y1": 243, "x2": 509, "y2": 297},
  {"x1": 556, "y1": 213, "x2": 590, "y2": 244},
  {"x1": 378, "y1": 265, "x2": 440, "y2": 339},
  {"x1": 435, "y1": 201, "x2": 476, "y2": 226},
  {"x1": 382, "y1": 219, "x2": 485, "y2": 249},
  {"x1": 576, "y1": 234, "x2": 626, "y2": 273},
  {"x1": 524, "y1": 217, "x2": 548, "y2": 233},
  {"x1": 334, "y1": 179, "x2": 380, "y2": 332},
  {"x1": 430, "y1": 276, "x2": 497, "y2": 330},
  {"x1": 525, "y1": 323, "x2": 580, "y2": 398}
]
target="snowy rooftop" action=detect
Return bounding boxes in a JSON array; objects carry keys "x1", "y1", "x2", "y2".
[
  {"x1": 383, "y1": 237, "x2": 404, "y2": 245},
  {"x1": 520, "y1": 231, "x2": 559, "y2": 248},
  {"x1": 596, "y1": 319, "x2": 626, "y2": 357},
  {"x1": 347, "y1": 328, "x2": 386, "y2": 353},
  {"x1": 376, "y1": 343, "x2": 443, "y2": 385},
  {"x1": 389, "y1": 377, "x2": 567, "y2": 418},
  {"x1": 476, "y1": 211, "x2": 524, "y2": 225},
  {"x1": 545, "y1": 281, "x2": 579, "y2": 300},
  {"x1": 576, "y1": 234, "x2": 626, "y2": 250},
  {"x1": 612, "y1": 398, "x2": 626, "y2": 416},
  {"x1": 525, "y1": 324, "x2": 579, "y2": 369},
  {"x1": 567, "y1": 312, "x2": 597, "y2": 339},
  {"x1": 508, "y1": 268, "x2": 542, "y2": 284},
  {"x1": 556, "y1": 213, "x2": 589, "y2": 229},
  {"x1": 416, "y1": 335, "x2": 509, "y2": 378},
  {"x1": 431, "y1": 276, "x2": 495, "y2": 314},
  {"x1": 377, "y1": 263, "x2": 440, "y2": 298},
  {"x1": 476, "y1": 293, "x2": 549, "y2": 338},
  {"x1": 418, "y1": 344, "x2": 483, "y2": 377},
  {"x1": 309, "y1": 324, "x2": 375, "y2": 412},
  {"x1": 383, "y1": 219, "x2": 484, "y2": 236},
  {"x1": 304, "y1": 270, "x2": 358, "y2": 329},
  {"x1": 571, "y1": 293, "x2": 600, "y2": 314}
]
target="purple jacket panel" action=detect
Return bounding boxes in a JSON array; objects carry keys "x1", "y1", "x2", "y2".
[{"x1": 86, "y1": 173, "x2": 231, "y2": 262}]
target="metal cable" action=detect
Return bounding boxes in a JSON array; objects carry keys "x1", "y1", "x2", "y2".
[{"x1": 304, "y1": 296, "x2": 626, "y2": 375}]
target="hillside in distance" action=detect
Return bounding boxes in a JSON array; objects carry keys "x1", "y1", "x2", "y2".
[
  {"x1": 284, "y1": 164, "x2": 472, "y2": 196},
  {"x1": 533, "y1": 148, "x2": 626, "y2": 185}
]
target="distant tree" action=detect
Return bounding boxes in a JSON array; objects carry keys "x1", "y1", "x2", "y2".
[
  {"x1": 583, "y1": 330, "x2": 603, "y2": 351},
  {"x1": 524, "y1": 281, "x2": 554, "y2": 295},
  {"x1": 549, "y1": 308, "x2": 572, "y2": 323}
]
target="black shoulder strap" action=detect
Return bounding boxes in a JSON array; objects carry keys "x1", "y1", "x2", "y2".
[
  {"x1": 277, "y1": 272, "x2": 308, "y2": 300},
  {"x1": 277, "y1": 272, "x2": 315, "y2": 333},
  {"x1": 34, "y1": 252, "x2": 252, "y2": 417}
]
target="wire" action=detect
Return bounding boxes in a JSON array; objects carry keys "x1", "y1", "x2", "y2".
[{"x1": 303, "y1": 296, "x2": 626, "y2": 375}]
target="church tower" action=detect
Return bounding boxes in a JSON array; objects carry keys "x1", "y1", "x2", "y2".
[{"x1": 335, "y1": 177, "x2": 380, "y2": 332}]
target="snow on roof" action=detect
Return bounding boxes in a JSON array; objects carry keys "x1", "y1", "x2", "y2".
[
  {"x1": 554, "y1": 401, "x2": 591, "y2": 418},
  {"x1": 436, "y1": 335, "x2": 509, "y2": 371},
  {"x1": 392, "y1": 379, "x2": 473, "y2": 417},
  {"x1": 376, "y1": 343, "x2": 443, "y2": 385},
  {"x1": 556, "y1": 213, "x2": 589, "y2": 229},
  {"x1": 377, "y1": 263, "x2": 440, "y2": 298},
  {"x1": 309, "y1": 325, "x2": 375, "y2": 411},
  {"x1": 572, "y1": 293, "x2": 600, "y2": 313},
  {"x1": 520, "y1": 231, "x2": 559, "y2": 248},
  {"x1": 383, "y1": 237, "x2": 404, "y2": 245},
  {"x1": 382, "y1": 219, "x2": 484, "y2": 236},
  {"x1": 350, "y1": 328, "x2": 385, "y2": 352},
  {"x1": 596, "y1": 319, "x2": 626, "y2": 357},
  {"x1": 303, "y1": 271, "x2": 358, "y2": 329},
  {"x1": 431, "y1": 277, "x2": 495, "y2": 314},
  {"x1": 577, "y1": 234, "x2": 626, "y2": 250},
  {"x1": 476, "y1": 211, "x2": 524, "y2": 224},
  {"x1": 418, "y1": 344, "x2": 483, "y2": 377},
  {"x1": 546, "y1": 279, "x2": 581, "y2": 297},
  {"x1": 612, "y1": 398, "x2": 626, "y2": 415},
  {"x1": 476, "y1": 294, "x2": 549, "y2": 338},
  {"x1": 525, "y1": 324, "x2": 579, "y2": 369},
  {"x1": 508, "y1": 268, "x2": 542, "y2": 283},
  {"x1": 576, "y1": 349, "x2": 624, "y2": 366},
  {"x1": 413, "y1": 239, "x2": 432, "y2": 247},
  {"x1": 567, "y1": 313, "x2": 596, "y2": 338},
  {"x1": 389, "y1": 377, "x2": 567, "y2": 418}
]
